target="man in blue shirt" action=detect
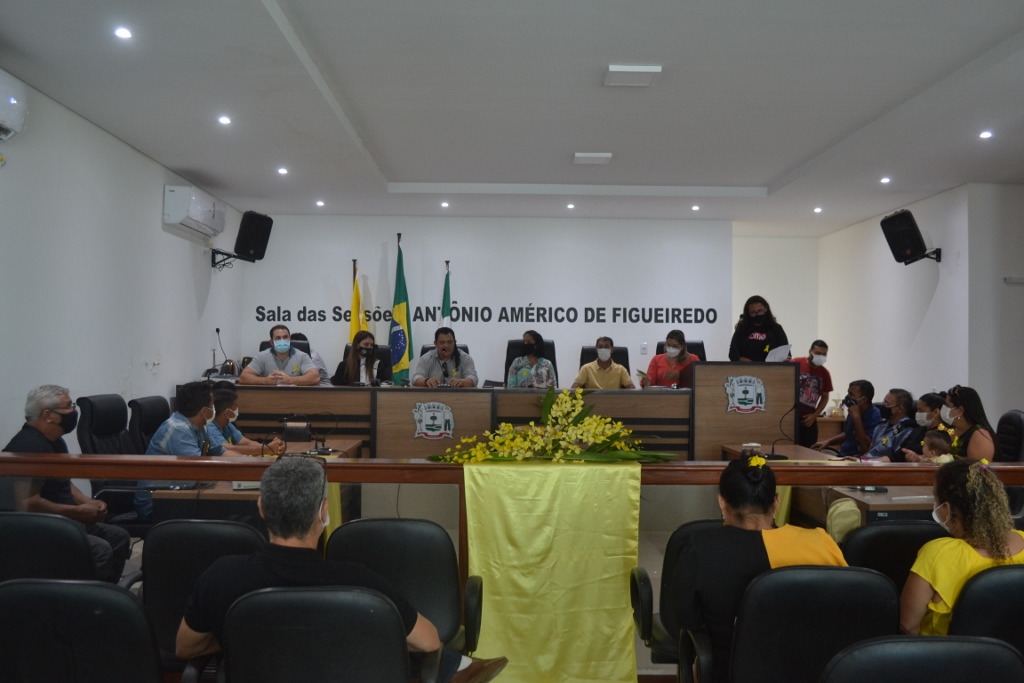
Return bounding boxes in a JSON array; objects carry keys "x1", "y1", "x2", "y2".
[
  {"x1": 134, "y1": 381, "x2": 224, "y2": 519},
  {"x1": 208, "y1": 387, "x2": 284, "y2": 456},
  {"x1": 811, "y1": 380, "x2": 882, "y2": 456},
  {"x1": 861, "y1": 388, "x2": 916, "y2": 462}
]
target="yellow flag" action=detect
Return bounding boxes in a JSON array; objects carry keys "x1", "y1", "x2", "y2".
[{"x1": 349, "y1": 268, "x2": 368, "y2": 342}]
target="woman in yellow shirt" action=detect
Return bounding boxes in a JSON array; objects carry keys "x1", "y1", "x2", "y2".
[{"x1": 901, "y1": 458, "x2": 1024, "y2": 635}]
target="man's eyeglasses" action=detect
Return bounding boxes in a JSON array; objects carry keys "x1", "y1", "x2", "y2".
[{"x1": 49, "y1": 402, "x2": 76, "y2": 413}]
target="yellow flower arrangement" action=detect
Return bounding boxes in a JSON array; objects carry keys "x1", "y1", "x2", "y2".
[{"x1": 430, "y1": 387, "x2": 676, "y2": 464}]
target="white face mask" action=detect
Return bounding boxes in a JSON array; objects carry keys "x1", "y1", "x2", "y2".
[
  {"x1": 204, "y1": 406, "x2": 216, "y2": 426},
  {"x1": 596, "y1": 348, "x2": 612, "y2": 362},
  {"x1": 811, "y1": 354, "x2": 827, "y2": 367},
  {"x1": 321, "y1": 506, "x2": 330, "y2": 529},
  {"x1": 226, "y1": 408, "x2": 239, "y2": 424},
  {"x1": 916, "y1": 411, "x2": 932, "y2": 427},
  {"x1": 940, "y1": 405, "x2": 957, "y2": 424},
  {"x1": 665, "y1": 346, "x2": 682, "y2": 358},
  {"x1": 932, "y1": 502, "x2": 949, "y2": 531}
]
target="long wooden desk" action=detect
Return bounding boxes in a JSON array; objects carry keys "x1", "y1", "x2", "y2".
[
  {"x1": 793, "y1": 485, "x2": 934, "y2": 527},
  {"x1": 721, "y1": 443, "x2": 834, "y2": 461}
]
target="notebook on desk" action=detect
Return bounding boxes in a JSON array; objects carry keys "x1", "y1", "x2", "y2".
[{"x1": 232, "y1": 481, "x2": 261, "y2": 490}]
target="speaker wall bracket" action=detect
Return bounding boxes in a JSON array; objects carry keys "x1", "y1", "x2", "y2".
[
  {"x1": 903, "y1": 248, "x2": 941, "y2": 266},
  {"x1": 211, "y1": 248, "x2": 240, "y2": 270}
]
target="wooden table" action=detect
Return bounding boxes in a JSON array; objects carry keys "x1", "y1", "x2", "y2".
[
  {"x1": 720, "y1": 443, "x2": 835, "y2": 461},
  {"x1": 792, "y1": 485, "x2": 934, "y2": 527}
]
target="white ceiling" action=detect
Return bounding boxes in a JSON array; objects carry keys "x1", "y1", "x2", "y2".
[{"x1": 2, "y1": 0, "x2": 1024, "y2": 237}]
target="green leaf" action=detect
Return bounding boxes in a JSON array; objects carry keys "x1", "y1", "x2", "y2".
[
  {"x1": 569, "y1": 403, "x2": 596, "y2": 426},
  {"x1": 540, "y1": 387, "x2": 556, "y2": 423}
]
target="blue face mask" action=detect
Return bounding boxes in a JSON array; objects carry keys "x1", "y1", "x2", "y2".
[{"x1": 273, "y1": 339, "x2": 291, "y2": 354}]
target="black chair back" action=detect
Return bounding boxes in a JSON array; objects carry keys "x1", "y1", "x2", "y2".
[
  {"x1": 655, "y1": 340, "x2": 707, "y2": 361},
  {"x1": 223, "y1": 587, "x2": 411, "y2": 683},
  {"x1": 820, "y1": 635, "x2": 1024, "y2": 683},
  {"x1": 141, "y1": 519, "x2": 265, "y2": 659},
  {"x1": 257, "y1": 339, "x2": 311, "y2": 355},
  {"x1": 996, "y1": 409, "x2": 1024, "y2": 463},
  {"x1": 77, "y1": 394, "x2": 134, "y2": 454},
  {"x1": 842, "y1": 520, "x2": 949, "y2": 592},
  {"x1": 579, "y1": 346, "x2": 630, "y2": 375},
  {"x1": 0, "y1": 512, "x2": 96, "y2": 581},
  {"x1": 950, "y1": 564, "x2": 1024, "y2": 654},
  {"x1": 128, "y1": 395, "x2": 171, "y2": 454},
  {"x1": 420, "y1": 343, "x2": 470, "y2": 357},
  {"x1": 503, "y1": 338, "x2": 558, "y2": 386},
  {"x1": 658, "y1": 520, "x2": 722, "y2": 648},
  {"x1": 0, "y1": 578, "x2": 162, "y2": 683},
  {"x1": 327, "y1": 518, "x2": 462, "y2": 645},
  {"x1": 730, "y1": 566, "x2": 899, "y2": 683}
]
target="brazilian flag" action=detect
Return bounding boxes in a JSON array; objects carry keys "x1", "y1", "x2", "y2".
[{"x1": 390, "y1": 245, "x2": 413, "y2": 382}]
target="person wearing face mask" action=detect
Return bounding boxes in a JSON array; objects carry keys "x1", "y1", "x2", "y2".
[
  {"x1": 900, "y1": 458, "x2": 1024, "y2": 635},
  {"x1": 900, "y1": 392, "x2": 948, "y2": 461},
  {"x1": 811, "y1": 380, "x2": 881, "y2": 456},
  {"x1": 640, "y1": 329, "x2": 700, "y2": 389},
  {"x1": 942, "y1": 385, "x2": 997, "y2": 462},
  {"x1": 794, "y1": 340, "x2": 833, "y2": 447},
  {"x1": 176, "y1": 455, "x2": 509, "y2": 683},
  {"x1": 856, "y1": 388, "x2": 916, "y2": 462},
  {"x1": 332, "y1": 330, "x2": 393, "y2": 386},
  {"x1": 3, "y1": 384, "x2": 131, "y2": 582},
  {"x1": 208, "y1": 388, "x2": 285, "y2": 456},
  {"x1": 572, "y1": 336, "x2": 635, "y2": 390},
  {"x1": 239, "y1": 324, "x2": 321, "y2": 386},
  {"x1": 134, "y1": 381, "x2": 226, "y2": 519},
  {"x1": 507, "y1": 329, "x2": 556, "y2": 388},
  {"x1": 728, "y1": 295, "x2": 789, "y2": 362}
]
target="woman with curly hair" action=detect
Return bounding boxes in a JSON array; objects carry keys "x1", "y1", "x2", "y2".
[{"x1": 900, "y1": 458, "x2": 1024, "y2": 635}]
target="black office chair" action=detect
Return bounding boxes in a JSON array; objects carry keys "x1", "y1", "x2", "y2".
[
  {"x1": 122, "y1": 519, "x2": 265, "y2": 671},
  {"x1": 996, "y1": 410, "x2": 1024, "y2": 519},
  {"x1": 820, "y1": 635, "x2": 1024, "y2": 683},
  {"x1": 842, "y1": 520, "x2": 950, "y2": 592},
  {"x1": 579, "y1": 345, "x2": 630, "y2": 375},
  {"x1": 681, "y1": 566, "x2": 899, "y2": 683},
  {"x1": 0, "y1": 578, "x2": 162, "y2": 683},
  {"x1": 421, "y1": 343, "x2": 470, "y2": 357},
  {"x1": 630, "y1": 519, "x2": 722, "y2": 664},
  {"x1": 257, "y1": 339, "x2": 311, "y2": 355},
  {"x1": 129, "y1": 395, "x2": 171, "y2": 454},
  {"x1": 0, "y1": 511, "x2": 96, "y2": 581},
  {"x1": 503, "y1": 338, "x2": 558, "y2": 386},
  {"x1": 222, "y1": 587, "x2": 436, "y2": 683},
  {"x1": 655, "y1": 339, "x2": 707, "y2": 361},
  {"x1": 332, "y1": 344, "x2": 393, "y2": 384},
  {"x1": 77, "y1": 393, "x2": 135, "y2": 454},
  {"x1": 949, "y1": 564, "x2": 1024, "y2": 655},
  {"x1": 326, "y1": 518, "x2": 482, "y2": 653}
]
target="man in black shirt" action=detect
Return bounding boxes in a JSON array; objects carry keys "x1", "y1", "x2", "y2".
[
  {"x1": 176, "y1": 455, "x2": 507, "y2": 683},
  {"x1": 2, "y1": 384, "x2": 131, "y2": 582}
]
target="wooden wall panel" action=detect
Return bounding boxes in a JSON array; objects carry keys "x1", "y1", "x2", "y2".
[{"x1": 375, "y1": 389, "x2": 493, "y2": 459}]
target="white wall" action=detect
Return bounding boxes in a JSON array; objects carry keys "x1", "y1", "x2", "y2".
[
  {"x1": 817, "y1": 186, "x2": 969, "y2": 401},
  {"x1": 0, "y1": 87, "x2": 245, "y2": 449},
  {"x1": 733, "y1": 237, "x2": 819, "y2": 356},
  {"x1": 967, "y1": 183, "x2": 1024, "y2": 418},
  {"x1": 238, "y1": 216, "x2": 733, "y2": 384}
]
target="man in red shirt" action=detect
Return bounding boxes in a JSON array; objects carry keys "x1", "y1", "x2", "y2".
[{"x1": 795, "y1": 340, "x2": 833, "y2": 447}]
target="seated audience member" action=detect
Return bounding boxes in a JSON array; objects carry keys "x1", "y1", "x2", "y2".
[
  {"x1": 640, "y1": 329, "x2": 699, "y2": 389},
  {"x1": 901, "y1": 458, "x2": 1024, "y2": 635},
  {"x1": 728, "y1": 295, "x2": 789, "y2": 362},
  {"x1": 811, "y1": 380, "x2": 882, "y2": 456},
  {"x1": 289, "y1": 332, "x2": 331, "y2": 386},
  {"x1": 239, "y1": 325, "x2": 320, "y2": 386},
  {"x1": 135, "y1": 382, "x2": 224, "y2": 519},
  {"x1": 906, "y1": 429, "x2": 954, "y2": 464},
  {"x1": 176, "y1": 455, "x2": 508, "y2": 683},
  {"x1": 506, "y1": 330, "x2": 556, "y2": 389},
  {"x1": 857, "y1": 388, "x2": 915, "y2": 462},
  {"x1": 331, "y1": 330, "x2": 392, "y2": 386},
  {"x1": 571, "y1": 337, "x2": 635, "y2": 390},
  {"x1": 943, "y1": 385, "x2": 997, "y2": 461},
  {"x1": 676, "y1": 456, "x2": 846, "y2": 683},
  {"x1": 3, "y1": 384, "x2": 131, "y2": 582},
  {"x1": 208, "y1": 388, "x2": 285, "y2": 456},
  {"x1": 900, "y1": 392, "x2": 948, "y2": 459},
  {"x1": 794, "y1": 340, "x2": 832, "y2": 447},
  {"x1": 413, "y1": 327, "x2": 478, "y2": 388}
]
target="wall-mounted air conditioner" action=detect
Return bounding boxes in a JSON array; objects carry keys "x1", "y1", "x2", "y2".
[
  {"x1": 0, "y1": 68, "x2": 28, "y2": 141},
  {"x1": 163, "y1": 185, "x2": 226, "y2": 239}
]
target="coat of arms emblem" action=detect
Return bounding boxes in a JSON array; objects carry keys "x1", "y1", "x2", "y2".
[
  {"x1": 724, "y1": 375, "x2": 766, "y2": 413},
  {"x1": 412, "y1": 401, "x2": 455, "y2": 439}
]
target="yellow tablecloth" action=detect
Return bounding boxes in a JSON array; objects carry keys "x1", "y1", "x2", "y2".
[{"x1": 465, "y1": 461, "x2": 641, "y2": 683}]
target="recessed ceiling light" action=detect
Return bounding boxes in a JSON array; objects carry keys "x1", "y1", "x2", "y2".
[
  {"x1": 691, "y1": 205, "x2": 700, "y2": 211},
  {"x1": 567, "y1": 204, "x2": 575, "y2": 209},
  {"x1": 441, "y1": 202, "x2": 450, "y2": 208},
  {"x1": 881, "y1": 177, "x2": 891, "y2": 184},
  {"x1": 8, "y1": 97, "x2": 16, "y2": 105},
  {"x1": 814, "y1": 207, "x2": 823, "y2": 213},
  {"x1": 980, "y1": 131, "x2": 993, "y2": 139},
  {"x1": 316, "y1": 200, "x2": 324, "y2": 207},
  {"x1": 114, "y1": 27, "x2": 132, "y2": 39},
  {"x1": 573, "y1": 152, "x2": 613, "y2": 165},
  {"x1": 604, "y1": 65, "x2": 662, "y2": 87},
  {"x1": 218, "y1": 116, "x2": 231, "y2": 125},
  {"x1": 277, "y1": 168, "x2": 288, "y2": 175}
]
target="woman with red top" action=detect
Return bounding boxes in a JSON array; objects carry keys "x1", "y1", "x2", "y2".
[{"x1": 641, "y1": 329, "x2": 700, "y2": 389}]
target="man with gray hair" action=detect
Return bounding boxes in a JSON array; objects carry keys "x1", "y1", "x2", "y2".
[
  {"x1": 3, "y1": 384, "x2": 131, "y2": 582},
  {"x1": 176, "y1": 456, "x2": 507, "y2": 683}
]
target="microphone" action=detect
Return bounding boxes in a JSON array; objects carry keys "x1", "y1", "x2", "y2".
[{"x1": 766, "y1": 401, "x2": 799, "y2": 460}]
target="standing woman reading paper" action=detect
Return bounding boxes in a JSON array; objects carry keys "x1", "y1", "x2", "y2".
[{"x1": 728, "y1": 295, "x2": 789, "y2": 362}]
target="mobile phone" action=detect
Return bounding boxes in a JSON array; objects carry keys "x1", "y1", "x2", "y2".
[{"x1": 861, "y1": 486, "x2": 888, "y2": 493}]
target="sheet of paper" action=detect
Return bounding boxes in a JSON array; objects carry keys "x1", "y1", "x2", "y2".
[{"x1": 765, "y1": 344, "x2": 791, "y2": 362}]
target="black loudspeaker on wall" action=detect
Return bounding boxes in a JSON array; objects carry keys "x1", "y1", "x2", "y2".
[
  {"x1": 880, "y1": 209, "x2": 941, "y2": 265},
  {"x1": 234, "y1": 211, "x2": 273, "y2": 262}
]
